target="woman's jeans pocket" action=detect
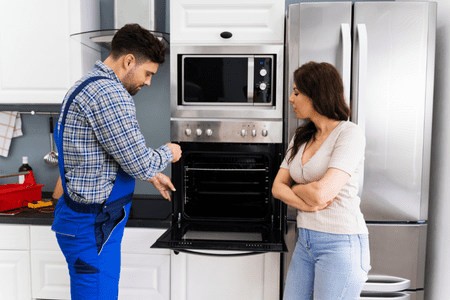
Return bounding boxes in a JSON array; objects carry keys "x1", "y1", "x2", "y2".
[{"x1": 359, "y1": 234, "x2": 371, "y2": 274}]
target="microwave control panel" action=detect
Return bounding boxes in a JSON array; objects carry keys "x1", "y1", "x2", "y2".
[{"x1": 171, "y1": 119, "x2": 282, "y2": 144}]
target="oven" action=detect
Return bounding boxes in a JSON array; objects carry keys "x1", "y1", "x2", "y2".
[
  {"x1": 152, "y1": 141, "x2": 286, "y2": 253},
  {"x1": 152, "y1": 44, "x2": 286, "y2": 254}
]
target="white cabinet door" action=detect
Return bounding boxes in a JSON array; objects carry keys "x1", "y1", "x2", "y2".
[
  {"x1": 30, "y1": 250, "x2": 71, "y2": 300},
  {"x1": 28, "y1": 225, "x2": 171, "y2": 300},
  {"x1": 0, "y1": 224, "x2": 31, "y2": 300},
  {"x1": 170, "y1": 0, "x2": 284, "y2": 45},
  {"x1": 171, "y1": 251, "x2": 280, "y2": 300},
  {"x1": 0, "y1": 0, "x2": 100, "y2": 104},
  {"x1": 119, "y1": 253, "x2": 170, "y2": 300},
  {"x1": 119, "y1": 227, "x2": 171, "y2": 300},
  {"x1": 0, "y1": 250, "x2": 31, "y2": 300},
  {"x1": 30, "y1": 225, "x2": 70, "y2": 300}
]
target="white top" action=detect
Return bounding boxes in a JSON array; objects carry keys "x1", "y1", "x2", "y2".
[{"x1": 281, "y1": 121, "x2": 368, "y2": 235}]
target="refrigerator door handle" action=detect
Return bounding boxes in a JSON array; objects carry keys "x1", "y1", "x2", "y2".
[
  {"x1": 359, "y1": 292, "x2": 411, "y2": 300},
  {"x1": 341, "y1": 23, "x2": 351, "y2": 108},
  {"x1": 355, "y1": 23, "x2": 368, "y2": 197},
  {"x1": 363, "y1": 275, "x2": 411, "y2": 292}
]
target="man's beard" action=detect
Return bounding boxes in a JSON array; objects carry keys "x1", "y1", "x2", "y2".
[{"x1": 123, "y1": 68, "x2": 142, "y2": 96}]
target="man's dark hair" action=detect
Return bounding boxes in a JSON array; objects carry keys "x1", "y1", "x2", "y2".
[{"x1": 110, "y1": 23, "x2": 166, "y2": 64}]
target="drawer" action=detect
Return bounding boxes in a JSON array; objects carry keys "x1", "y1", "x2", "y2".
[
  {"x1": 30, "y1": 225, "x2": 59, "y2": 251},
  {"x1": 0, "y1": 224, "x2": 30, "y2": 250},
  {"x1": 122, "y1": 227, "x2": 170, "y2": 255}
]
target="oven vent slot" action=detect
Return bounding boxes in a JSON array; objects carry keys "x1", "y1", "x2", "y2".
[
  {"x1": 246, "y1": 244, "x2": 270, "y2": 249},
  {"x1": 170, "y1": 241, "x2": 193, "y2": 247}
]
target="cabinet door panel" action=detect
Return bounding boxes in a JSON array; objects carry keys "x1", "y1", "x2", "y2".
[
  {"x1": 119, "y1": 253, "x2": 170, "y2": 300},
  {"x1": 30, "y1": 250, "x2": 70, "y2": 300},
  {"x1": 0, "y1": 250, "x2": 31, "y2": 300},
  {"x1": 0, "y1": 0, "x2": 100, "y2": 104},
  {"x1": 171, "y1": 251, "x2": 280, "y2": 300},
  {"x1": 171, "y1": 0, "x2": 284, "y2": 44}
]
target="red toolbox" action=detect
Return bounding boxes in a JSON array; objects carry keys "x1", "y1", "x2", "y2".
[{"x1": 0, "y1": 171, "x2": 44, "y2": 212}]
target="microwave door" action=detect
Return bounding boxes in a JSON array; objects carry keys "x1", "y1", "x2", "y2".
[{"x1": 151, "y1": 220, "x2": 288, "y2": 254}]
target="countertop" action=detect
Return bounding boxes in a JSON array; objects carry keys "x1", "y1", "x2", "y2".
[{"x1": 0, "y1": 193, "x2": 172, "y2": 229}]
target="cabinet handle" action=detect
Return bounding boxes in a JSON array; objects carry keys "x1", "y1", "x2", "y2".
[{"x1": 220, "y1": 31, "x2": 233, "y2": 39}]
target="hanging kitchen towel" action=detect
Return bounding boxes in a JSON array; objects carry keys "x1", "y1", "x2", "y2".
[{"x1": 0, "y1": 111, "x2": 23, "y2": 157}]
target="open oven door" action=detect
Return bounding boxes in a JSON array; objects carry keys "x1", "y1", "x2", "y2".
[
  {"x1": 151, "y1": 142, "x2": 287, "y2": 255},
  {"x1": 151, "y1": 219, "x2": 288, "y2": 254}
]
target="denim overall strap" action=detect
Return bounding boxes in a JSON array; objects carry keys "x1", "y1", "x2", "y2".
[
  {"x1": 54, "y1": 75, "x2": 135, "y2": 214},
  {"x1": 55, "y1": 76, "x2": 109, "y2": 213}
]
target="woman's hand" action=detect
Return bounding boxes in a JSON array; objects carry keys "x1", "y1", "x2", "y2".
[
  {"x1": 146, "y1": 173, "x2": 175, "y2": 201},
  {"x1": 299, "y1": 196, "x2": 337, "y2": 212}
]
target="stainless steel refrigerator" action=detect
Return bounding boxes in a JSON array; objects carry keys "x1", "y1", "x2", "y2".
[{"x1": 284, "y1": 2, "x2": 436, "y2": 300}]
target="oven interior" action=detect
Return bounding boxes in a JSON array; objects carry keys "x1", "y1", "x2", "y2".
[{"x1": 183, "y1": 152, "x2": 271, "y2": 221}]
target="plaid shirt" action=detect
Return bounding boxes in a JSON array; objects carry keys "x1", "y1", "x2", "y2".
[{"x1": 57, "y1": 61, "x2": 173, "y2": 204}]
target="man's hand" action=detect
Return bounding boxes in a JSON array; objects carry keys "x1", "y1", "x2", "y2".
[
  {"x1": 146, "y1": 173, "x2": 176, "y2": 201},
  {"x1": 166, "y1": 143, "x2": 182, "y2": 163}
]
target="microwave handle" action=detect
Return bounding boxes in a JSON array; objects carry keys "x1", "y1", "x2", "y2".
[
  {"x1": 173, "y1": 249, "x2": 264, "y2": 257},
  {"x1": 247, "y1": 58, "x2": 254, "y2": 103}
]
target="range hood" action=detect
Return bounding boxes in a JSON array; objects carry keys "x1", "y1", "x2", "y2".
[
  {"x1": 70, "y1": 29, "x2": 169, "y2": 52},
  {"x1": 71, "y1": 0, "x2": 169, "y2": 52}
]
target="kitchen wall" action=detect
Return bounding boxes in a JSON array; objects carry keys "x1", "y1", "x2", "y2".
[{"x1": 0, "y1": 0, "x2": 171, "y2": 195}]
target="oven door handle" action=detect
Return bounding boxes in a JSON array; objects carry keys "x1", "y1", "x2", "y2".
[{"x1": 173, "y1": 250, "x2": 265, "y2": 257}]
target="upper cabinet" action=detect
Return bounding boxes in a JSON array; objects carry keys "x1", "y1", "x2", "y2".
[
  {"x1": 0, "y1": 0, "x2": 101, "y2": 104},
  {"x1": 170, "y1": 0, "x2": 285, "y2": 45}
]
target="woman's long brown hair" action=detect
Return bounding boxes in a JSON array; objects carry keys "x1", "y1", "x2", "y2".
[{"x1": 287, "y1": 62, "x2": 350, "y2": 164}]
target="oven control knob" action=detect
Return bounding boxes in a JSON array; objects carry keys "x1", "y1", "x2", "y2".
[
  {"x1": 260, "y1": 68, "x2": 268, "y2": 77},
  {"x1": 259, "y1": 82, "x2": 267, "y2": 91},
  {"x1": 262, "y1": 129, "x2": 268, "y2": 137},
  {"x1": 251, "y1": 129, "x2": 257, "y2": 137},
  {"x1": 196, "y1": 129, "x2": 202, "y2": 136},
  {"x1": 206, "y1": 129, "x2": 213, "y2": 137},
  {"x1": 241, "y1": 129, "x2": 247, "y2": 137},
  {"x1": 185, "y1": 128, "x2": 192, "y2": 136}
]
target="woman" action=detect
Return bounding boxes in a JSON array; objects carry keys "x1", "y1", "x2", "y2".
[{"x1": 272, "y1": 62, "x2": 370, "y2": 299}]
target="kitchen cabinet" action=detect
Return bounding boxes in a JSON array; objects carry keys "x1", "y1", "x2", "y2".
[
  {"x1": 30, "y1": 225, "x2": 70, "y2": 300},
  {"x1": 170, "y1": 0, "x2": 284, "y2": 45},
  {"x1": 29, "y1": 225, "x2": 170, "y2": 300},
  {"x1": 171, "y1": 251, "x2": 280, "y2": 300},
  {"x1": 119, "y1": 228, "x2": 171, "y2": 300},
  {"x1": 0, "y1": 0, "x2": 100, "y2": 104},
  {"x1": 0, "y1": 224, "x2": 31, "y2": 300}
]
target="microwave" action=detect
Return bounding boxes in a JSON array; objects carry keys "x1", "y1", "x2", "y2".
[{"x1": 180, "y1": 55, "x2": 275, "y2": 106}]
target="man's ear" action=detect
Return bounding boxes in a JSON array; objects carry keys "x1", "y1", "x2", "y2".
[{"x1": 123, "y1": 54, "x2": 136, "y2": 70}]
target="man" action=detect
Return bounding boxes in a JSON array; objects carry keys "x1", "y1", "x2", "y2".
[{"x1": 51, "y1": 24, "x2": 181, "y2": 299}]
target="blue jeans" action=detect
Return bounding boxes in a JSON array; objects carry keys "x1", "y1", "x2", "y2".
[{"x1": 283, "y1": 228, "x2": 371, "y2": 300}]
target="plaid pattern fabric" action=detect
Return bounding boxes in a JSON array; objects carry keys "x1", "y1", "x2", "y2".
[
  {"x1": 57, "y1": 61, "x2": 173, "y2": 204},
  {"x1": 0, "y1": 111, "x2": 23, "y2": 157}
]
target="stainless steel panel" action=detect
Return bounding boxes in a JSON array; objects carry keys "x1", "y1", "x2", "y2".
[
  {"x1": 285, "y1": 2, "x2": 352, "y2": 143},
  {"x1": 366, "y1": 224, "x2": 427, "y2": 290},
  {"x1": 353, "y1": 2, "x2": 436, "y2": 221},
  {"x1": 171, "y1": 119, "x2": 283, "y2": 143},
  {"x1": 281, "y1": 221, "x2": 297, "y2": 296},
  {"x1": 170, "y1": 45, "x2": 284, "y2": 120}
]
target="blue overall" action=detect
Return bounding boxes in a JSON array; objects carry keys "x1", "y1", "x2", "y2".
[{"x1": 51, "y1": 76, "x2": 136, "y2": 299}]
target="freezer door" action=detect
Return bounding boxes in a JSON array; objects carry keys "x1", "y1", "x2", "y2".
[
  {"x1": 365, "y1": 223, "x2": 427, "y2": 291},
  {"x1": 285, "y1": 2, "x2": 352, "y2": 143},
  {"x1": 352, "y1": 2, "x2": 436, "y2": 221}
]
